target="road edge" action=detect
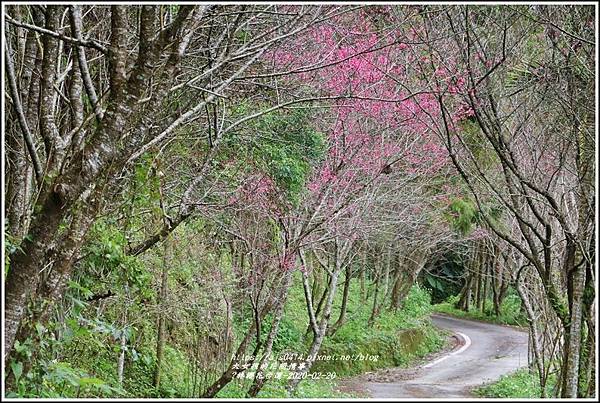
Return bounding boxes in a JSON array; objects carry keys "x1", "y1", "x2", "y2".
[
  {"x1": 422, "y1": 331, "x2": 471, "y2": 368},
  {"x1": 431, "y1": 312, "x2": 529, "y2": 333}
]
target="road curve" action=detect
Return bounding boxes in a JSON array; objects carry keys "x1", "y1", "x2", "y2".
[{"x1": 365, "y1": 314, "x2": 529, "y2": 398}]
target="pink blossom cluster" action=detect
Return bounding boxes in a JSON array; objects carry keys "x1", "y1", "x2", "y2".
[
  {"x1": 230, "y1": 174, "x2": 280, "y2": 214},
  {"x1": 279, "y1": 250, "x2": 297, "y2": 271},
  {"x1": 253, "y1": 8, "x2": 475, "y2": 236}
]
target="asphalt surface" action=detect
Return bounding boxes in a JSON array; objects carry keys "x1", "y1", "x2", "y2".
[{"x1": 364, "y1": 314, "x2": 529, "y2": 398}]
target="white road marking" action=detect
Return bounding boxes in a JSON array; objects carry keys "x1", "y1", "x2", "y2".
[{"x1": 423, "y1": 331, "x2": 472, "y2": 368}]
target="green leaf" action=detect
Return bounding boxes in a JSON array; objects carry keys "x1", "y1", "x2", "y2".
[
  {"x1": 142, "y1": 354, "x2": 153, "y2": 366},
  {"x1": 11, "y1": 361, "x2": 23, "y2": 382},
  {"x1": 35, "y1": 322, "x2": 45, "y2": 336},
  {"x1": 78, "y1": 376, "x2": 105, "y2": 387}
]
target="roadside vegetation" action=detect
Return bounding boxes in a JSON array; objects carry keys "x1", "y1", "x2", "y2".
[
  {"x1": 433, "y1": 293, "x2": 528, "y2": 328},
  {"x1": 6, "y1": 270, "x2": 444, "y2": 398},
  {"x1": 218, "y1": 282, "x2": 445, "y2": 398},
  {"x1": 475, "y1": 368, "x2": 558, "y2": 398}
]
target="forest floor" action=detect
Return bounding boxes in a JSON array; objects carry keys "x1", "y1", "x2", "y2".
[{"x1": 336, "y1": 314, "x2": 528, "y2": 398}]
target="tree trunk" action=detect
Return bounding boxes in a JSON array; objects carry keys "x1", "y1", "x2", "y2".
[
  {"x1": 201, "y1": 304, "x2": 269, "y2": 397},
  {"x1": 482, "y1": 260, "x2": 489, "y2": 314},
  {"x1": 117, "y1": 329, "x2": 127, "y2": 385},
  {"x1": 456, "y1": 274, "x2": 472, "y2": 312},
  {"x1": 492, "y1": 257, "x2": 504, "y2": 316},
  {"x1": 368, "y1": 260, "x2": 381, "y2": 326},
  {"x1": 153, "y1": 240, "x2": 171, "y2": 389},
  {"x1": 516, "y1": 267, "x2": 546, "y2": 397},
  {"x1": 360, "y1": 248, "x2": 367, "y2": 303},
  {"x1": 5, "y1": 130, "x2": 27, "y2": 239},
  {"x1": 247, "y1": 270, "x2": 294, "y2": 397},
  {"x1": 581, "y1": 262, "x2": 596, "y2": 398},
  {"x1": 287, "y1": 269, "x2": 340, "y2": 393},
  {"x1": 389, "y1": 249, "x2": 404, "y2": 311},
  {"x1": 402, "y1": 251, "x2": 427, "y2": 307},
  {"x1": 560, "y1": 250, "x2": 586, "y2": 398},
  {"x1": 376, "y1": 245, "x2": 392, "y2": 314},
  {"x1": 327, "y1": 265, "x2": 352, "y2": 337},
  {"x1": 305, "y1": 271, "x2": 330, "y2": 338},
  {"x1": 4, "y1": 191, "x2": 68, "y2": 364},
  {"x1": 117, "y1": 283, "x2": 131, "y2": 386},
  {"x1": 474, "y1": 259, "x2": 482, "y2": 312}
]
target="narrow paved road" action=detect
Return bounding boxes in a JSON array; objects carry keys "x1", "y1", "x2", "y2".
[{"x1": 365, "y1": 314, "x2": 529, "y2": 398}]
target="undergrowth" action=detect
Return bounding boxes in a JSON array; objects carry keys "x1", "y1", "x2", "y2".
[
  {"x1": 474, "y1": 368, "x2": 558, "y2": 398},
  {"x1": 433, "y1": 293, "x2": 528, "y2": 328}
]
